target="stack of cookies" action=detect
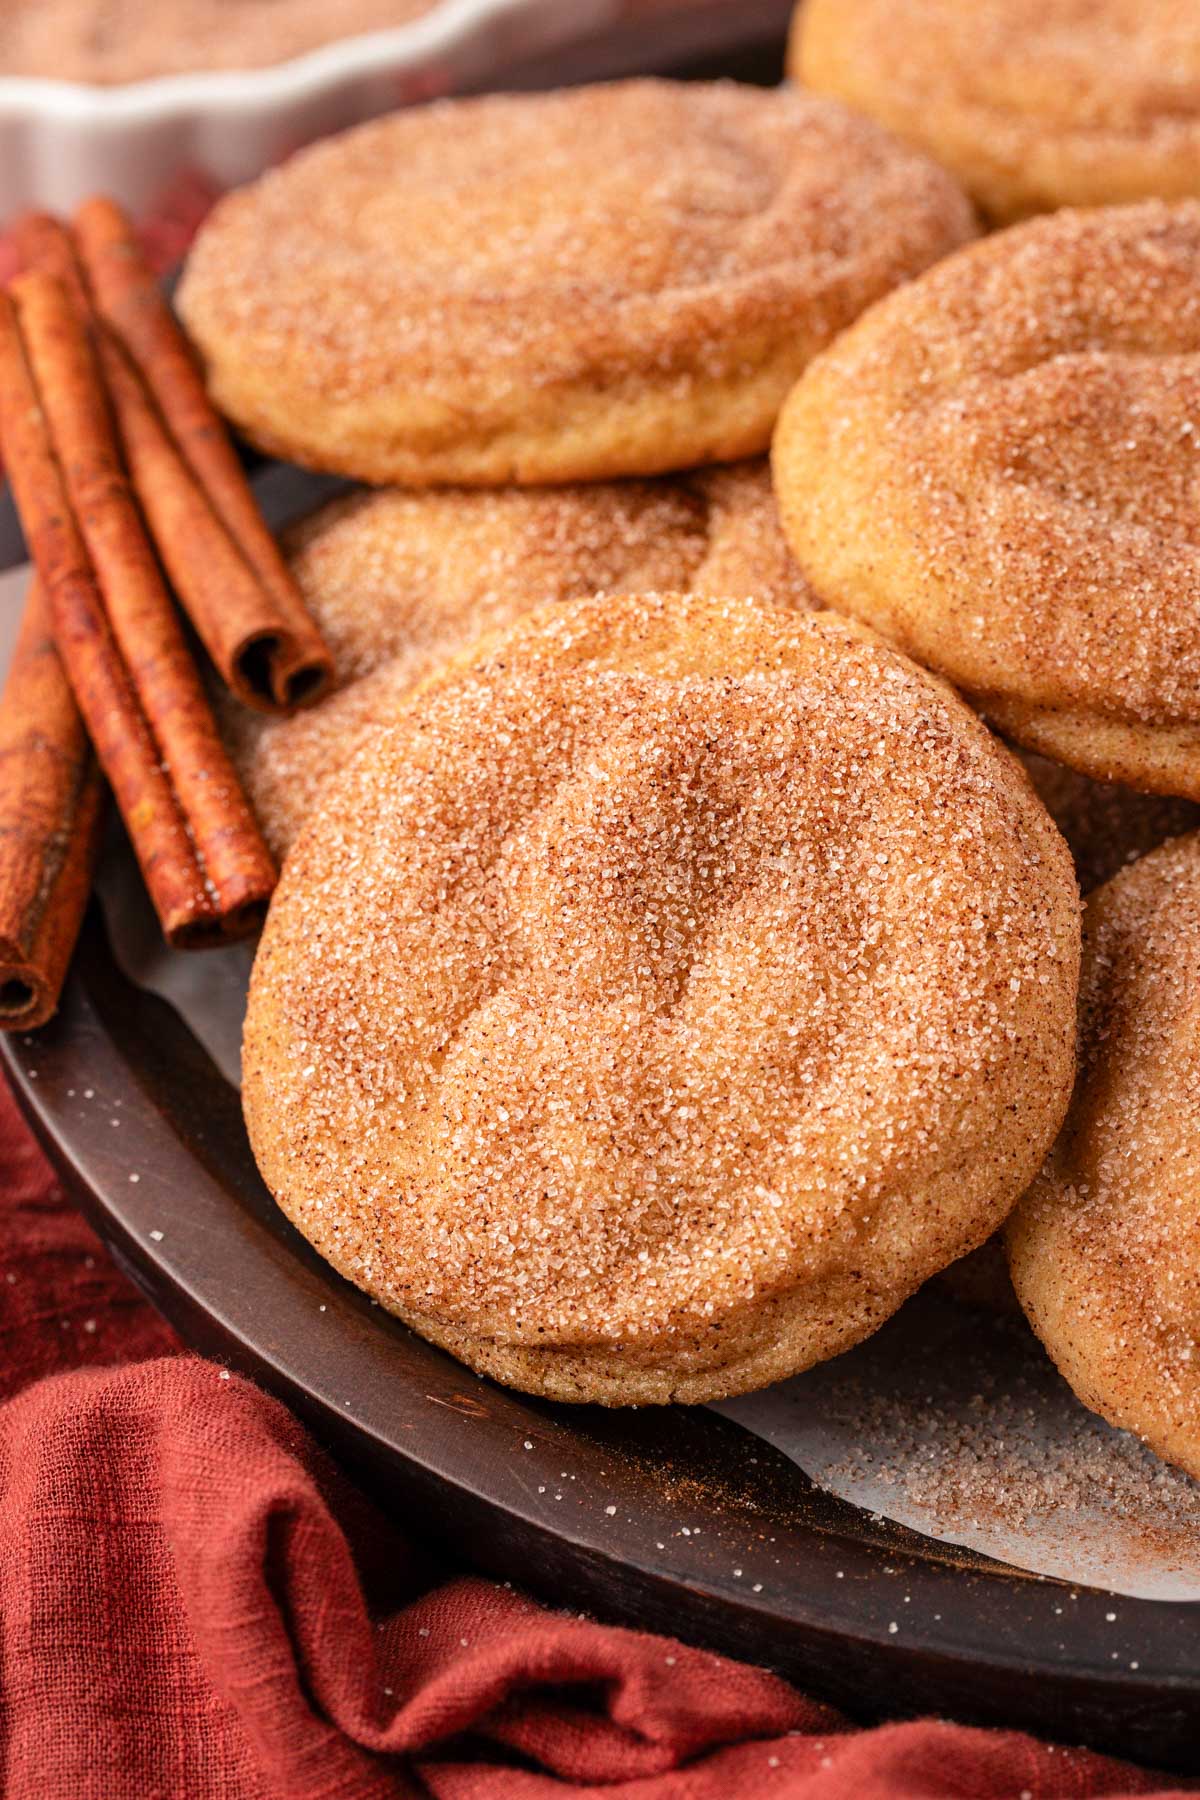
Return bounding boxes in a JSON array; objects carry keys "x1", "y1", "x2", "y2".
[{"x1": 178, "y1": 12, "x2": 1200, "y2": 1488}]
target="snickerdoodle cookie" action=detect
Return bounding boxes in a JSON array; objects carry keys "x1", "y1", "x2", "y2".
[
  {"x1": 774, "y1": 202, "x2": 1200, "y2": 799},
  {"x1": 937, "y1": 749, "x2": 1200, "y2": 1321},
  {"x1": 792, "y1": 0, "x2": 1200, "y2": 223},
  {"x1": 243, "y1": 591, "x2": 1079, "y2": 1406},
  {"x1": 178, "y1": 80, "x2": 975, "y2": 486},
  {"x1": 1008, "y1": 832, "x2": 1200, "y2": 1480},
  {"x1": 225, "y1": 463, "x2": 812, "y2": 859}
]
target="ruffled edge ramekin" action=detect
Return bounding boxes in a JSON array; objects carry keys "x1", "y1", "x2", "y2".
[{"x1": 0, "y1": 0, "x2": 621, "y2": 215}]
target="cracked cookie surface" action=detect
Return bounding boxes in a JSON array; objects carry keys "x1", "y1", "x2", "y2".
[
  {"x1": 179, "y1": 80, "x2": 975, "y2": 484},
  {"x1": 244, "y1": 591, "x2": 1079, "y2": 1405}
]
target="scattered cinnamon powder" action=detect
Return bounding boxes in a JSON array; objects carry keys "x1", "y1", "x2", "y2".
[
  {"x1": 753, "y1": 1290, "x2": 1200, "y2": 1592},
  {"x1": 826, "y1": 1320, "x2": 1200, "y2": 1549}
]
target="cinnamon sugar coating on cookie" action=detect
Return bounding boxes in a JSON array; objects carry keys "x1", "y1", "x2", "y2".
[
  {"x1": 223, "y1": 464, "x2": 813, "y2": 858},
  {"x1": 793, "y1": 0, "x2": 1200, "y2": 223},
  {"x1": 1009, "y1": 832, "x2": 1200, "y2": 1481},
  {"x1": 243, "y1": 592, "x2": 1079, "y2": 1406},
  {"x1": 774, "y1": 201, "x2": 1200, "y2": 799},
  {"x1": 178, "y1": 80, "x2": 976, "y2": 485}
]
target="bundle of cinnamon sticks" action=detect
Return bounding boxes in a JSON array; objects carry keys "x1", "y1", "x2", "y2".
[{"x1": 0, "y1": 197, "x2": 334, "y2": 1031}]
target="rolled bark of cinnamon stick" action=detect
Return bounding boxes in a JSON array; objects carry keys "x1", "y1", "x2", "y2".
[
  {"x1": 0, "y1": 580, "x2": 105, "y2": 1030},
  {"x1": 0, "y1": 276, "x2": 276, "y2": 947},
  {"x1": 10, "y1": 212, "x2": 87, "y2": 311},
  {"x1": 0, "y1": 287, "x2": 209, "y2": 944},
  {"x1": 15, "y1": 208, "x2": 333, "y2": 720},
  {"x1": 72, "y1": 196, "x2": 333, "y2": 714}
]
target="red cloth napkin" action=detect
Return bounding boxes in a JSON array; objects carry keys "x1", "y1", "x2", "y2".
[{"x1": 0, "y1": 1076, "x2": 1193, "y2": 1799}]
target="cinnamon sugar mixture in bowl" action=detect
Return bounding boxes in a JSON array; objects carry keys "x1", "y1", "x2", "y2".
[{"x1": 0, "y1": 0, "x2": 440, "y2": 84}]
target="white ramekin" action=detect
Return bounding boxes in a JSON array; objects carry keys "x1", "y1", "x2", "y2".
[{"x1": 0, "y1": 0, "x2": 621, "y2": 216}]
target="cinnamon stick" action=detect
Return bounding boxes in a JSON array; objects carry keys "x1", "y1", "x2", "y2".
[
  {"x1": 12, "y1": 210, "x2": 323, "y2": 723},
  {"x1": 72, "y1": 196, "x2": 333, "y2": 713},
  {"x1": 10, "y1": 212, "x2": 89, "y2": 317},
  {"x1": 0, "y1": 580, "x2": 105, "y2": 1029},
  {"x1": 0, "y1": 290, "x2": 209, "y2": 944},
  {"x1": 0, "y1": 275, "x2": 276, "y2": 947}
]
